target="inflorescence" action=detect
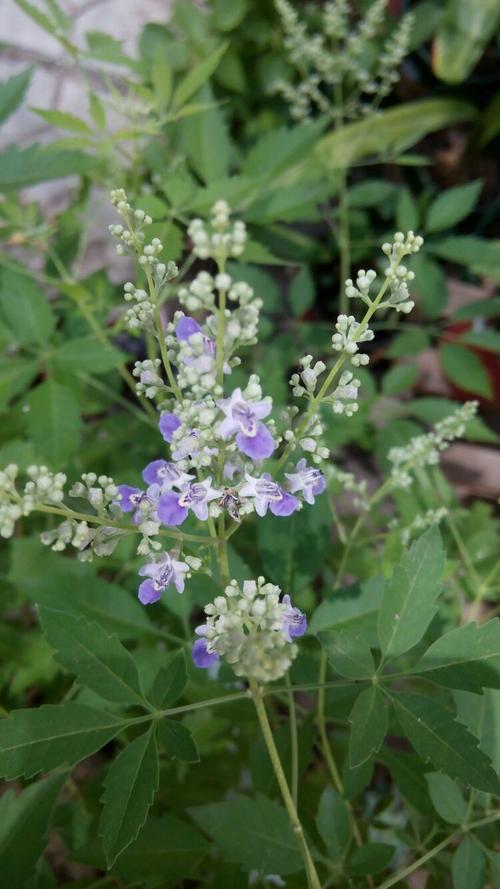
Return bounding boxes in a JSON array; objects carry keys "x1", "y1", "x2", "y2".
[{"x1": 0, "y1": 190, "x2": 477, "y2": 684}]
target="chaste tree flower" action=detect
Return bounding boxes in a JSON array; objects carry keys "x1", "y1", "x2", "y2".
[{"x1": 192, "y1": 578, "x2": 307, "y2": 683}]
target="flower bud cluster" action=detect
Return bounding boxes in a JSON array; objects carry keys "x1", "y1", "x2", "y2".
[
  {"x1": 381, "y1": 231, "x2": 423, "y2": 313},
  {"x1": 327, "y1": 464, "x2": 369, "y2": 511},
  {"x1": 0, "y1": 464, "x2": 23, "y2": 538},
  {"x1": 329, "y1": 370, "x2": 360, "y2": 416},
  {"x1": 69, "y1": 473, "x2": 119, "y2": 514},
  {"x1": 133, "y1": 359, "x2": 165, "y2": 399},
  {"x1": 193, "y1": 577, "x2": 307, "y2": 683},
  {"x1": 388, "y1": 402, "x2": 478, "y2": 489},
  {"x1": 331, "y1": 315, "x2": 374, "y2": 366},
  {"x1": 41, "y1": 519, "x2": 94, "y2": 553},
  {"x1": 290, "y1": 355, "x2": 327, "y2": 398},
  {"x1": 109, "y1": 188, "x2": 152, "y2": 256},
  {"x1": 178, "y1": 272, "x2": 216, "y2": 312},
  {"x1": 187, "y1": 201, "x2": 247, "y2": 261},
  {"x1": 123, "y1": 282, "x2": 153, "y2": 329},
  {"x1": 274, "y1": 0, "x2": 414, "y2": 124},
  {"x1": 24, "y1": 465, "x2": 67, "y2": 507}
]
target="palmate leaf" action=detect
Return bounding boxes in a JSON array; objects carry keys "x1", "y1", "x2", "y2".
[
  {"x1": 394, "y1": 693, "x2": 500, "y2": 795},
  {"x1": 189, "y1": 793, "x2": 303, "y2": 875},
  {"x1": 100, "y1": 725, "x2": 159, "y2": 867},
  {"x1": 378, "y1": 527, "x2": 445, "y2": 659},
  {"x1": 0, "y1": 771, "x2": 66, "y2": 885},
  {"x1": 349, "y1": 686, "x2": 388, "y2": 768},
  {"x1": 40, "y1": 608, "x2": 146, "y2": 707},
  {"x1": 411, "y1": 619, "x2": 500, "y2": 692},
  {"x1": 157, "y1": 719, "x2": 199, "y2": 763},
  {"x1": 319, "y1": 627, "x2": 375, "y2": 680},
  {"x1": 0, "y1": 703, "x2": 129, "y2": 779}
]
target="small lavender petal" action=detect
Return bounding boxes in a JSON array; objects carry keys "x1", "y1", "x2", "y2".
[
  {"x1": 236, "y1": 423, "x2": 275, "y2": 460},
  {"x1": 157, "y1": 492, "x2": 188, "y2": 526},
  {"x1": 159, "y1": 412, "x2": 181, "y2": 443},
  {"x1": 138, "y1": 579, "x2": 161, "y2": 605},
  {"x1": 142, "y1": 460, "x2": 167, "y2": 485},
  {"x1": 117, "y1": 484, "x2": 142, "y2": 512},
  {"x1": 282, "y1": 594, "x2": 307, "y2": 638},
  {"x1": 176, "y1": 316, "x2": 202, "y2": 341},
  {"x1": 270, "y1": 491, "x2": 298, "y2": 517},
  {"x1": 192, "y1": 638, "x2": 220, "y2": 668}
]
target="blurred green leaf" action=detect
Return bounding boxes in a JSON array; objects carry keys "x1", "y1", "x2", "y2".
[
  {"x1": 348, "y1": 843, "x2": 395, "y2": 875},
  {"x1": 315, "y1": 787, "x2": 352, "y2": 860},
  {"x1": 0, "y1": 144, "x2": 97, "y2": 190},
  {"x1": 426, "y1": 773, "x2": 467, "y2": 824},
  {"x1": 411, "y1": 253, "x2": 448, "y2": 318},
  {"x1": 30, "y1": 108, "x2": 92, "y2": 135},
  {"x1": 425, "y1": 180, "x2": 482, "y2": 233},
  {"x1": 26, "y1": 380, "x2": 82, "y2": 465},
  {"x1": 149, "y1": 650, "x2": 187, "y2": 708},
  {"x1": 0, "y1": 270, "x2": 55, "y2": 345},
  {"x1": 440, "y1": 343, "x2": 492, "y2": 398},
  {"x1": 289, "y1": 266, "x2": 315, "y2": 316},
  {"x1": 452, "y1": 836, "x2": 486, "y2": 889},
  {"x1": 382, "y1": 364, "x2": 418, "y2": 396},
  {"x1": 173, "y1": 42, "x2": 228, "y2": 109},
  {"x1": 433, "y1": 0, "x2": 500, "y2": 84},
  {"x1": 0, "y1": 68, "x2": 32, "y2": 125},
  {"x1": 0, "y1": 772, "x2": 66, "y2": 885}
]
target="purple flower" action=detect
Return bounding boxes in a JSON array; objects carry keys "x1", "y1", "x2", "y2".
[
  {"x1": 282, "y1": 594, "x2": 307, "y2": 639},
  {"x1": 176, "y1": 316, "x2": 202, "y2": 340},
  {"x1": 159, "y1": 412, "x2": 181, "y2": 443},
  {"x1": 192, "y1": 637, "x2": 220, "y2": 668},
  {"x1": 239, "y1": 473, "x2": 298, "y2": 518},
  {"x1": 117, "y1": 484, "x2": 160, "y2": 524},
  {"x1": 142, "y1": 459, "x2": 193, "y2": 490},
  {"x1": 157, "y1": 478, "x2": 221, "y2": 526},
  {"x1": 285, "y1": 458, "x2": 326, "y2": 505},
  {"x1": 138, "y1": 551, "x2": 189, "y2": 604},
  {"x1": 218, "y1": 389, "x2": 275, "y2": 460}
]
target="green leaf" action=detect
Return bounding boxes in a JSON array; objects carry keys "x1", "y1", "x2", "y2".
[
  {"x1": 349, "y1": 686, "x2": 388, "y2": 768},
  {"x1": 452, "y1": 836, "x2": 486, "y2": 889},
  {"x1": 315, "y1": 787, "x2": 352, "y2": 860},
  {"x1": 348, "y1": 180, "x2": 397, "y2": 208},
  {"x1": 411, "y1": 254, "x2": 448, "y2": 318},
  {"x1": 100, "y1": 726, "x2": 158, "y2": 867},
  {"x1": 0, "y1": 702, "x2": 128, "y2": 779},
  {"x1": 51, "y1": 335, "x2": 126, "y2": 373},
  {"x1": 289, "y1": 266, "x2": 315, "y2": 316},
  {"x1": 258, "y1": 495, "x2": 331, "y2": 591},
  {"x1": 396, "y1": 188, "x2": 419, "y2": 231},
  {"x1": 0, "y1": 357, "x2": 39, "y2": 411},
  {"x1": 378, "y1": 527, "x2": 445, "y2": 659},
  {"x1": 0, "y1": 772, "x2": 66, "y2": 885},
  {"x1": 173, "y1": 42, "x2": 228, "y2": 109},
  {"x1": 10, "y1": 540, "x2": 157, "y2": 640},
  {"x1": 379, "y1": 749, "x2": 431, "y2": 814},
  {"x1": 412, "y1": 619, "x2": 500, "y2": 692},
  {"x1": 382, "y1": 364, "x2": 418, "y2": 396},
  {"x1": 31, "y1": 107, "x2": 92, "y2": 135},
  {"x1": 426, "y1": 773, "x2": 467, "y2": 824},
  {"x1": 0, "y1": 269, "x2": 55, "y2": 345},
  {"x1": 394, "y1": 693, "x2": 500, "y2": 794},
  {"x1": 181, "y1": 83, "x2": 231, "y2": 182},
  {"x1": 310, "y1": 578, "x2": 383, "y2": 644},
  {"x1": 0, "y1": 144, "x2": 97, "y2": 190},
  {"x1": 349, "y1": 843, "x2": 395, "y2": 875},
  {"x1": 387, "y1": 328, "x2": 431, "y2": 358},
  {"x1": 26, "y1": 380, "x2": 82, "y2": 465},
  {"x1": 426, "y1": 180, "x2": 482, "y2": 232},
  {"x1": 40, "y1": 608, "x2": 146, "y2": 707},
  {"x1": 85, "y1": 31, "x2": 133, "y2": 67},
  {"x1": 0, "y1": 68, "x2": 32, "y2": 125},
  {"x1": 440, "y1": 342, "x2": 492, "y2": 398},
  {"x1": 319, "y1": 628, "x2": 375, "y2": 680},
  {"x1": 149, "y1": 650, "x2": 187, "y2": 708},
  {"x1": 89, "y1": 92, "x2": 106, "y2": 129},
  {"x1": 315, "y1": 99, "x2": 476, "y2": 170},
  {"x1": 213, "y1": 0, "x2": 248, "y2": 30},
  {"x1": 429, "y1": 236, "x2": 500, "y2": 281},
  {"x1": 151, "y1": 51, "x2": 172, "y2": 109},
  {"x1": 189, "y1": 794, "x2": 303, "y2": 875},
  {"x1": 75, "y1": 813, "x2": 208, "y2": 883},
  {"x1": 157, "y1": 719, "x2": 199, "y2": 762},
  {"x1": 433, "y1": 0, "x2": 500, "y2": 84},
  {"x1": 242, "y1": 121, "x2": 326, "y2": 180}
]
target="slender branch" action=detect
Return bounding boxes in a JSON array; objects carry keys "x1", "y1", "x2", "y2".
[
  {"x1": 250, "y1": 680, "x2": 322, "y2": 889},
  {"x1": 286, "y1": 673, "x2": 299, "y2": 806},
  {"x1": 34, "y1": 502, "x2": 216, "y2": 546},
  {"x1": 145, "y1": 266, "x2": 183, "y2": 402}
]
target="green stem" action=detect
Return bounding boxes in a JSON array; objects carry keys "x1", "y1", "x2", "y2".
[
  {"x1": 33, "y1": 502, "x2": 215, "y2": 546},
  {"x1": 250, "y1": 680, "x2": 322, "y2": 889},
  {"x1": 218, "y1": 514, "x2": 231, "y2": 587},
  {"x1": 375, "y1": 812, "x2": 500, "y2": 889},
  {"x1": 145, "y1": 267, "x2": 183, "y2": 402},
  {"x1": 286, "y1": 673, "x2": 299, "y2": 806},
  {"x1": 275, "y1": 271, "x2": 393, "y2": 476}
]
